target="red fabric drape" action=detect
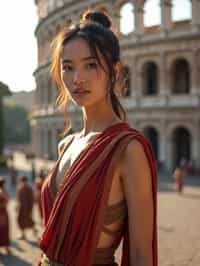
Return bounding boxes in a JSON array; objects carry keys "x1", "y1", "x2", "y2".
[{"x1": 39, "y1": 122, "x2": 158, "y2": 266}]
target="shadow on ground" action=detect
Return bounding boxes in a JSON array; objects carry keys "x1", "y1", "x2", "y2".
[
  {"x1": 11, "y1": 241, "x2": 25, "y2": 252},
  {"x1": 0, "y1": 253, "x2": 32, "y2": 266},
  {"x1": 27, "y1": 240, "x2": 39, "y2": 248}
]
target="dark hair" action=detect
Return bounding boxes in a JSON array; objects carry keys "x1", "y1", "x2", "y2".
[
  {"x1": 0, "y1": 176, "x2": 5, "y2": 187},
  {"x1": 51, "y1": 10, "x2": 127, "y2": 135},
  {"x1": 20, "y1": 176, "x2": 28, "y2": 182}
]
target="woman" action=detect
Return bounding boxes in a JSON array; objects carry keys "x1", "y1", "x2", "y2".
[
  {"x1": 16, "y1": 176, "x2": 37, "y2": 240},
  {"x1": 0, "y1": 176, "x2": 11, "y2": 254},
  {"x1": 39, "y1": 10, "x2": 157, "y2": 266},
  {"x1": 173, "y1": 166, "x2": 184, "y2": 193}
]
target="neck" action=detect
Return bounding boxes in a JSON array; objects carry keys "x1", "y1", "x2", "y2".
[{"x1": 80, "y1": 102, "x2": 121, "y2": 136}]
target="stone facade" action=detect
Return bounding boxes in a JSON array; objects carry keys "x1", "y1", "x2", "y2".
[{"x1": 31, "y1": 0, "x2": 200, "y2": 172}]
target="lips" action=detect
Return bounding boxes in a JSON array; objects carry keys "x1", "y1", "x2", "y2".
[{"x1": 73, "y1": 87, "x2": 90, "y2": 94}]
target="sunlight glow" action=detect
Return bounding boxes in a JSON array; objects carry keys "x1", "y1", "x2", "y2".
[
  {"x1": 172, "y1": 0, "x2": 192, "y2": 21},
  {"x1": 144, "y1": 0, "x2": 161, "y2": 26},
  {"x1": 120, "y1": 2, "x2": 135, "y2": 35},
  {"x1": 0, "y1": 1, "x2": 192, "y2": 92}
]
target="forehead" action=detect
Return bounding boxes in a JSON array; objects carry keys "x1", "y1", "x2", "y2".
[{"x1": 61, "y1": 37, "x2": 92, "y2": 60}]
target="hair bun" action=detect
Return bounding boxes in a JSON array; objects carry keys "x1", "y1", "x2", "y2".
[{"x1": 82, "y1": 11, "x2": 111, "y2": 29}]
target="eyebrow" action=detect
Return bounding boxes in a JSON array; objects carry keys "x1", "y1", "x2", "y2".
[{"x1": 61, "y1": 56, "x2": 96, "y2": 64}]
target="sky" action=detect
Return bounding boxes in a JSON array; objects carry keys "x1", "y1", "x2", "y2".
[
  {"x1": 0, "y1": 0, "x2": 191, "y2": 92},
  {"x1": 0, "y1": 1, "x2": 38, "y2": 92}
]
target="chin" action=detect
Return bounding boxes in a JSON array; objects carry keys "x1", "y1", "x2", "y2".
[{"x1": 72, "y1": 95, "x2": 106, "y2": 109}]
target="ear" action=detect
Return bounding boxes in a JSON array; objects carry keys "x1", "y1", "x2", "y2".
[{"x1": 114, "y1": 62, "x2": 122, "y2": 80}]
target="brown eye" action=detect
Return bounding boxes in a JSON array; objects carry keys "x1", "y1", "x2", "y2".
[
  {"x1": 62, "y1": 65, "x2": 73, "y2": 72},
  {"x1": 86, "y1": 62, "x2": 97, "y2": 69}
]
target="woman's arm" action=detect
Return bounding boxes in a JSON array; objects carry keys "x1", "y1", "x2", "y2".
[{"x1": 120, "y1": 140, "x2": 154, "y2": 266}]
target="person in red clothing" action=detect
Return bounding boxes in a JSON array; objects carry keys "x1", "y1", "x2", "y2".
[
  {"x1": 0, "y1": 176, "x2": 11, "y2": 254},
  {"x1": 16, "y1": 176, "x2": 38, "y2": 240},
  {"x1": 173, "y1": 166, "x2": 185, "y2": 193},
  {"x1": 38, "y1": 10, "x2": 158, "y2": 266}
]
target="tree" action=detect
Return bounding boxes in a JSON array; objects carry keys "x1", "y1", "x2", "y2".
[
  {"x1": 4, "y1": 104, "x2": 31, "y2": 144},
  {"x1": 0, "y1": 81, "x2": 11, "y2": 155}
]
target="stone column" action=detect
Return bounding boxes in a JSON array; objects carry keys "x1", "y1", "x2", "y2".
[
  {"x1": 45, "y1": 85, "x2": 49, "y2": 108},
  {"x1": 111, "y1": 8, "x2": 120, "y2": 35},
  {"x1": 35, "y1": 127, "x2": 40, "y2": 158},
  {"x1": 191, "y1": 126, "x2": 199, "y2": 168},
  {"x1": 31, "y1": 126, "x2": 36, "y2": 156},
  {"x1": 166, "y1": 135, "x2": 173, "y2": 172},
  {"x1": 159, "y1": 52, "x2": 169, "y2": 96},
  {"x1": 198, "y1": 122, "x2": 200, "y2": 169},
  {"x1": 129, "y1": 57, "x2": 137, "y2": 97},
  {"x1": 191, "y1": 49, "x2": 199, "y2": 95},
  {"x1": 43, "y1": 80, "x2": 48, "y2": 109},
  {"x1": 133, "y1": 0, "x2": 144, "y2": 37},
  {"x1": 47, "y1": 128, "x2": 53, "y2": 160},
  {"x1": 52, "y1": 127, "x2": 58, "y2": 160},
  {"x1": 39, "y1": 86, "x2": 42, "y2": 109},
  {"x1": 33, "y1": 85, "x2": 37, "y2": 109},
  {"x1": 192, "y1": 0, "x2": 200, "y2": 32},
  {"x1": 52, "y1": 83, "x2": 57, "y2": 108},
  {"x1": 38, "y1": 127, "x2": 42, "y2": 158},
  {"x1": 135, "y1": 61, "x2": 143, "y2": 106},
  {"x1": 159, "y1": 129, "x2": 167, "y2": 164},
  {"x1": 160, "y1": 0, "x2": 172, "y2": 35},
  {"x1": 43, "y1": 127, "x2": 48, "y2": 159}
]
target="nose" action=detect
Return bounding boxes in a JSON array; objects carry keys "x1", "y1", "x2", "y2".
[{"x1": 73, "y1": 70, "x2": 86, "y2": 84}]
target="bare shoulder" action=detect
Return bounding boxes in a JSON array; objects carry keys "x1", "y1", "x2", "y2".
[
  {"x1": 120, "y1": 139, "x2": 152, "y2": 196},
  {"x1": 58, "y1": 133, "x2": 75, "y2": 156},
  {"x1": 121, "y1": 139, "x2": 150, "y2": 171}
]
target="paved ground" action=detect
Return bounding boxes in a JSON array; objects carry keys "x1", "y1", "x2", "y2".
[
  {"x1": 0, "y1": 172, "x2": 200, "y2": 266},
  {"x1": 158, "y1": 175, "x2": 200, "y2": 266},
  {"x1": 0, "y1": 179, "x2": 43, "y2": 266}
]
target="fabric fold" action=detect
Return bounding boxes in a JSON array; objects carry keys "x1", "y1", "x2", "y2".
[{"x1": 39, "y1": 122, "x2": 158, "y2": 266}]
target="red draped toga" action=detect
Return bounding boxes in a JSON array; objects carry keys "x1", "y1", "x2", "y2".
[{"x1": 39, "y1": 122, "x2": 158, "y2": 266}]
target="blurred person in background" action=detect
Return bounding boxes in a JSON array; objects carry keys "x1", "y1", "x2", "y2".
[
  {"x1": 173, "y1": 165, "x2": 185, "y2": 194},
  {"x1": 0, "y1": 176, "x2": 11, "y2": 254},
  {"x1": 16, "y1": 176, "x2": 38, "y2": 240},
  {"x1": 9, "y1": 165, "x2": 17, "y2": 187}
]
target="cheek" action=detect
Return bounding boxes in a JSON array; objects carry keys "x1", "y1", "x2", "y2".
[
  {"x1": 61, "y1": 73, "x2": 72, "y2": 90},
  {"x1": 98, "y1": 73, "x2": 110, "y2": 93}
]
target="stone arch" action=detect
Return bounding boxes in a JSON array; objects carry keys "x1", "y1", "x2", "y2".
[
  {"x1": 171, "y1": 58, "x2": 190, "y2": 94},
  {"x1": 143, "y1": 126, "x2": 159, "y2": 160},
  {"x1": 171, "y1": 126, "x2": 191, "y2": 168},
  {"x1": 120, "y1": 2, "x2": 135, "y2": 35},
  {"x1": 142, "y1": 61, "x2": 159, "y2": 95}
]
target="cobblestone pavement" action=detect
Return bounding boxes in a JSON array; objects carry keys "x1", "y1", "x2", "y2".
[{"x1": 0, "y1": 174, "x2": 200, "y2": 266}]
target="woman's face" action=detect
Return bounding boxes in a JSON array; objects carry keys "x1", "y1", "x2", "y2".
[{"x1": 60, "y1": 37, "x2": 110, "y2": 108}]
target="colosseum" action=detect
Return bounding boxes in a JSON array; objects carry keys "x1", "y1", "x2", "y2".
[{"x1": 31, "y1": 0, "x2": 200, "y2": 172}]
